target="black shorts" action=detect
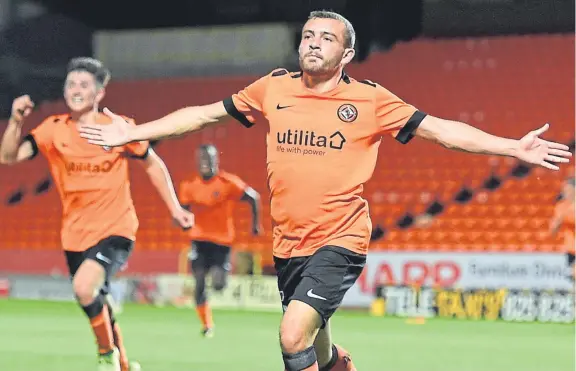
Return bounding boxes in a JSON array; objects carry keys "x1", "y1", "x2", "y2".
[
  {"x1": 65, "y1": 235, "x2": 134, "y2": 295},
  {"x1": 189, "y1": 240, "x2": 231, "y2": 273},
  {"x1": 274, "y1": 245, "x2": 366, "y2": 327}
]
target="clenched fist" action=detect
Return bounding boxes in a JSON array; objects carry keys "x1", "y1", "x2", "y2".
[{"x1": 11, "y1": 95, "x2": 35, "y2": 124}]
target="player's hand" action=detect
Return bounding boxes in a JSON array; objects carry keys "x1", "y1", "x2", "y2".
[
  {"x1": 515, "y1": 124, "x2": 572, "y2": 171},
  {"x1": 10, "y1": 95, "x2": 34, "y2": 124},
  {"x1": 78, "y1": 107, "x2": 131, "y2": 147},
  {"x1": 173, "y1": 208, "x2": 194, "y2": 230},
  {"x1": 251, "y1": 224, "x2": 262, "y2": 236}
]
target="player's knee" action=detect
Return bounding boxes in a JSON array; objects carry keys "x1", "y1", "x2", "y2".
[
  {"x1": 212, "y1": 276, "x2": 227, "y2": 291},
  {"x1": 73, "y1": 278, "x2": 98, "y2": 306},
  {"x1": 279, "y1": 322, "x2": 310, "y2": 354},
  {"x1": 280, "y1": 300, "x2": 323, "y2": 354}
]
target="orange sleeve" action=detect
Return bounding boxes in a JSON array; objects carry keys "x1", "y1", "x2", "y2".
[
  {"x1": 375, "y1": 84, "x2": 427, "y2": 144},
  {"x1": 223, "y1": 70, "x2": 277, "y2": 128},
  {"x1": 122, "y1": 118, "x2": 150, "y2": 158},
  {"x1": 27, "y1": 117, "x2": 57, "y2": 158},
  {"x1": 223, "y1": 173, "x2": 248, "y2": 200}
]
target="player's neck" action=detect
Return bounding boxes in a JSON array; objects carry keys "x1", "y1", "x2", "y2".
[
  {"x1": 302, "y1": 69, "x2": 344, "y2": 94},
  {"x1": 70, "y1": 108, "x2": 99, "y2": 123},
  {"x1": 201, "y1": 172, "x2": 218, "y2": 181}
]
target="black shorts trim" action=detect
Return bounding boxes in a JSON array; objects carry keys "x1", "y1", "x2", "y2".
[
  {"x1": 23, "y1": 134, "x2": 39, "y2": 159},
  {"x1": 567, "y1": 252, "x2": 575, "y2": 265},
  {"x1": 223, "y1": 97, "x2": 254, "y2": 128},
  {"x1": 395, "y1": 110, "x2": 427, "y2": 144},
  {"x1": 274, "y1": 246, "x2": 366, "y2": 327}
]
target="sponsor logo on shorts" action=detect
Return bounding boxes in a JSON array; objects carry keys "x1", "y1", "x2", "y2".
[
  {"x1": 95, "y1": 252, "x2": 112, "y2": 264},
  {"x1": 306, "y1": 289, "x2": 327, "y2": 301}
]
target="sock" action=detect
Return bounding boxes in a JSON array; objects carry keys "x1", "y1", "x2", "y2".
[
  {"x1": 81, "y1": 296, "x2": 114, "y2": 355},
  {"x1": 106, "y1": 304, "x2": 130, "y2": 371},
  {"x1": 196, "y1": 303, "x2": 213, "y2": 330},
  {"x1": 112, "y1": 322, "x2": 130, "y2": 370},
  {"x1": 319, "y1": 344, "x2": 339, "y2": 371}
]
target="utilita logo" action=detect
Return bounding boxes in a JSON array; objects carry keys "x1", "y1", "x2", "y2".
[
  {"x1": 66, "y1": 160, "x2": 113, "y2": 174},
  {"x1": 275, "y1": 129, "x2": 346, "y2": 156}
]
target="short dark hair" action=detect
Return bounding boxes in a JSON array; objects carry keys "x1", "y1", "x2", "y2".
[
  {"x1": 67, "y1": 57, "x2": 111, "y2": 87},
  {"x1": 308, "y1": 10, "x2": 356, "y2": 49}
]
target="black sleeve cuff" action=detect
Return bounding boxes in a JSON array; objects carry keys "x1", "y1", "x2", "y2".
[
  {"x1": 223, "y1": 97, "x2": 254, "y2": 128},
  {"x1": 23, "y1": 134, "x2": 39, "y2": 159},
  {"x1": 395, "y1": 110, "x2": 427, "y2": 144}
]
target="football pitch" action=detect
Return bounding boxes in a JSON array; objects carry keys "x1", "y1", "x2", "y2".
[{"x1": 0, "y1": 299, "x2": 573, "y2": 371}]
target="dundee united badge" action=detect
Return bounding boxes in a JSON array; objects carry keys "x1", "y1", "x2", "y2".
[{"x1": 337, "y1": 104, "x2": 358, "y2": 123}]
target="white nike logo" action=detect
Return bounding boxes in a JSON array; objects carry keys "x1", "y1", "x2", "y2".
[
  {"x1": 95, "y1": 252, "x2": 112, "y2": 264},
  {"x1": 306, "y1": 289, "x2": 327, "y2": 301}
]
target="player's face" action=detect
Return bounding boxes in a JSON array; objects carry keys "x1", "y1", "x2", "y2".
[
  {"x1": 197, "y1": 149, "x2": 218, "y2": 178},
  {"x1": 64, "y1": 71, "x2": 104, "y2": 113},
  {"x1": 298, "y1": 18, "x2": 353, "y2": 76}
]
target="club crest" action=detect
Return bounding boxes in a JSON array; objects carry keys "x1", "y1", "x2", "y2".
[{"x1": 337, "y1": 104, "x2": 358, "y2": 123}]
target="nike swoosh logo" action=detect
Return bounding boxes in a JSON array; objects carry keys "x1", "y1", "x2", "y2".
[
  {"x1": 306, "y1": 289, "x2": 327, "y2": 301},
  {"x1": 276, "y1": 104, "x2": 294, "y2": 110},
  {"x1": 95, "y1": 252, "x2": 112, "y2": 264}
]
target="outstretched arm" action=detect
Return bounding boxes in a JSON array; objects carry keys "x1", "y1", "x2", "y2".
[
  {"x1": 79, "y1": 71, "x2": 272, "y2": 147},
  {"x1": 137, "y1": 148, "x2": 194, "y2": 229},
  {"x1": 241, "y1": 187, "x2": 262, "y2": 235},
  {"x1": 414, "y1": 117, "x2": 571, "y2": 170},
  {"x1": 79, "y1": 102, "x2": 231, "y2": 146}
]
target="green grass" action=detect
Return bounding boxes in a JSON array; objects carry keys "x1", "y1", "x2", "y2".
[{"x1": 0, "y1": 299, "x2": 573, "y2": 371}]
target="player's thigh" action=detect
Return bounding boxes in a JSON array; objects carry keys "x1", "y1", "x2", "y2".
[
  {"x1": 210, "y1": 243, "x2": 231, "y2": 271},
  {"x1": 66, "y1": 250, "x2": 104, "y2": 299},
  {"x1": 72, "y1": 259, "x2": 106, "y2": 300},
  {"x1": 210, "y1": 244, "x2": 231, "y2": 286},
  {"x1": 190, "y1": 241, "x2": 210, "y2": 277},
  {"x1": 83, "y1": 236, "x2": 134, "y2": 291},
  {"x1": 292, "y1": 246, "x2": 365, "y2": 327},
  {"x1": 274, "y1": 255, "x2": 309, "y2": 313},
  {"x1": 64, "y1": 251, "x2": 85, "y2": 279}
]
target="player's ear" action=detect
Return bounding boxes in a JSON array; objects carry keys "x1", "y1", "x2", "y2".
[
  {"x1": 341, "y1": 48, "x2": 355, "y2": 65},
  {"x1": 95, "y1": 87, "x2": 106, "y2": 104}
]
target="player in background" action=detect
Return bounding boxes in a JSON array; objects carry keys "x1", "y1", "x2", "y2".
[
  {"x1": 179, "y1": 143, "x2": 261, "y2": 337},
  {"x1": 78, "y1": 10, "x2": 572, "y2": 371},
  {"x1": 550, "y1": 177, "x2": 575, "y2": 281},
  {"x1": 0, "y1": 57, "x2": 194, "y2": 371}
]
